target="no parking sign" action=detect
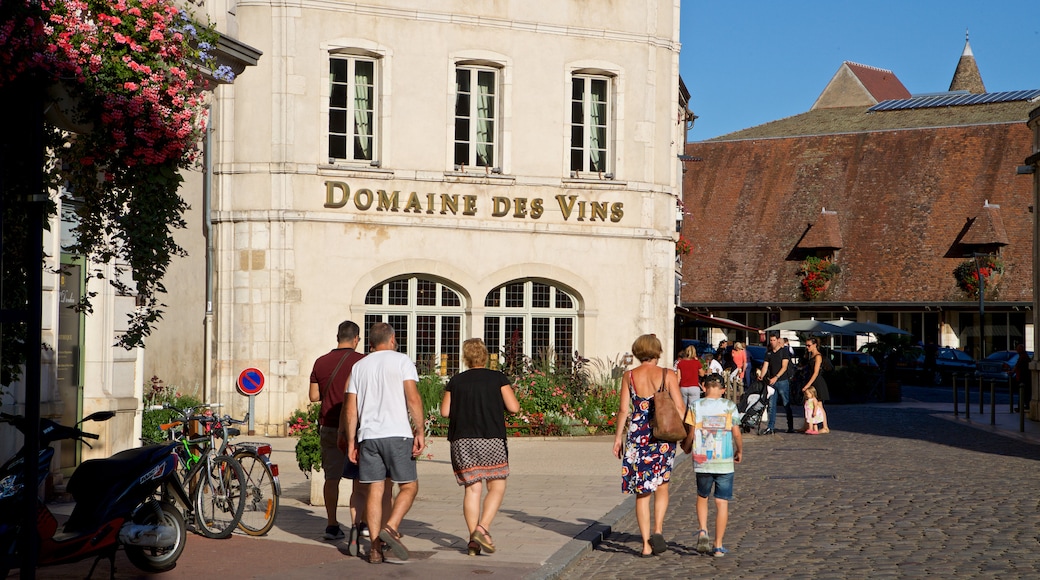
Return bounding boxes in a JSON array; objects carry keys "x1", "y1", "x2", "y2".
[{"x1": 237, "y1": 367, "x2": 265, "y2": 396}]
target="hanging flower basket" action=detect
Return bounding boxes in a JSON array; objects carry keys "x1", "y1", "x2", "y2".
[
  {"x1": 676, "y1": 235, "x2": 692, "y2": 256},
  {"x1": 799, "y1": 257, "x2": 840, "y2": 301},
  {"x1": 954, "y1": 255, "x2": 1004, "y2": 298}
]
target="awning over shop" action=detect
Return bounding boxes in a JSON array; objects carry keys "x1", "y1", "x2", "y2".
[{"x1": 675, "y1": 307, "x2": 762, "y2": 334}]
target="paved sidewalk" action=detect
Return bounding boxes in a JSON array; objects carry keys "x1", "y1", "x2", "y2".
[
  {"x1": 564, "y1": 396, "x2": 1040, "y2": 579},
  {"x1": 16, "y1": 394, "x2": 1040, "y2": 579}
]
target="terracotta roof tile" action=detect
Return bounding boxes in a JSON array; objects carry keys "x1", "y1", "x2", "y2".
[
  {"x1": 681, "y1": 122, "x2": 1033, "y2": 305},
  {"x1": 845, "y1": 62, "x2": 912, "y2": 102},
  {"x1": 961, "y1": 203, "x2": 1009, "y2": 246},
  {"x1": 797, "y1": 210, "x2": 843, "y2": 250}
]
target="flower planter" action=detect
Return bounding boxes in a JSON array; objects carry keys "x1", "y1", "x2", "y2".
[{"x1": 308, "y1": 468, "x2": 353, "y2": 506}]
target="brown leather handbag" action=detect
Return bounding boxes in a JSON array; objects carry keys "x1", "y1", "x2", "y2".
[{"x1": 652, "y1": 368, "x2": 687, "y2": 442}]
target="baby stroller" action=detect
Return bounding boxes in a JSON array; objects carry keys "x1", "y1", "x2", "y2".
[{"x1": 738, "y1": 379, "x2": 773, "y2": 434}]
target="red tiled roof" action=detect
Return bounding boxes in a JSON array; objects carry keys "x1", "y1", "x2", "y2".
[
  {"x1": 681, "y1": 122, "x2": 1033, "y2": 305},
  {"x1": 796, "y1": 210, "x2": 843, "y2": 250},
  {"x1": 961, "y1": 204, "x2": 1009, "y2": 246},
  {"x1": 845, "y1": 62, "x2": 911, "y2": 102}
]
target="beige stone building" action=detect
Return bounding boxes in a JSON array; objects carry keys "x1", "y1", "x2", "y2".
[{"x1": 145, "y1": 1, "x2": 686, "y2": 434}]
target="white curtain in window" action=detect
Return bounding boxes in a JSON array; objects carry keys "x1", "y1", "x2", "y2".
[
  {"x1": 588, "y1": 81, "x2": 604, "y2": 171},
  {"x1": 353, "y1": 65, "x2": 371, "y2": 159},
  {"x1": 476, "y1": 72, "x2": 493, "y2": 166}
]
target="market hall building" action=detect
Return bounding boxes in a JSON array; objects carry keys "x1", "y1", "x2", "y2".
[
  {"x1": 145, "y1": 1, "x2": 688, "y2": 434},
  {"x1": 679, "y1": 38, "x2": 1036, "y2": 356}
]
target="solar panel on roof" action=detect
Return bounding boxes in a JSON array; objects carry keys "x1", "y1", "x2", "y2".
[{"x1": 868, "y1": 89, "x2": 1040, "y2": 112}]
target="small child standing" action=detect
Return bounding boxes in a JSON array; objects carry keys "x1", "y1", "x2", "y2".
[{"x1": 803, "y1": 386, "x2": 826, "y2": 434}]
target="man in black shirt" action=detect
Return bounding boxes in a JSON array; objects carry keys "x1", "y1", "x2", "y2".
[{"x1": 757, "y1": 331, "x2": 793, "y2": 434}]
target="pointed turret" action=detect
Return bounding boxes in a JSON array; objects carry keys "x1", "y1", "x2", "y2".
[{"x1": 949, "y1": 31, "x2": 985, "y2": 94}]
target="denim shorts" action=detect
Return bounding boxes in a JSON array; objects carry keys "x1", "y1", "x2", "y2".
[
  {"x1": 696, "y1": 472, "x2": 734, "y2": 501},
  {"x1": 358, "y1": 437, "x2": 417, "y2": 484}
]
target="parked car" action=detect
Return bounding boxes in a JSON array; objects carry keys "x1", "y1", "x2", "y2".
[
  {"x1": 832, "y1": 350, "x2": 880, "y2": 371},
  {"x1": 745, "y1": 345, "x2": 767, "y2": 373},
  {"x1": 679, "y1": 339, "x2": 716, "y2": 357},
  {"x1": 898, "y1": 347, "x2": 977, "y2": 385},
  {"x1": 976, "y1": 350, "x2": 1032, "y2": 384}
]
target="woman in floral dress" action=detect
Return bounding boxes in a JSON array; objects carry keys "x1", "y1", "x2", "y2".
[{"x1": 613, "y1": 334, "x2": 686, "y2": 557}]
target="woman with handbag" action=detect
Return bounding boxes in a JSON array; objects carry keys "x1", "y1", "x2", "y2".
[{"x1": 612, "y1": 334, "x2": 686, "y2": 557}]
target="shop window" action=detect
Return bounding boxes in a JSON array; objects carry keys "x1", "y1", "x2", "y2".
[
  {"x1": 363, "y1": 276, "x2": 465, "y2": 374},
  {"x1": 570, "y1": 75, "x2": 611, "y2": 174},
  {"x1": 329, "y1": 54, "x2": 378, "y2": 162},
  {"x1": 454, "y1": 66, "x2": 498, "y2": 168},
  {"x1": 484, "y1": 279, "x2": 580, "y2": 365}
]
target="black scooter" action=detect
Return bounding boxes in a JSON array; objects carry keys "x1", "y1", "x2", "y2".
[{"x1": 0, "y1": 411, "x2": 189, "y2": 577}]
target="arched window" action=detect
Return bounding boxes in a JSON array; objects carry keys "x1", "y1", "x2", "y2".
[
  {"x1": 364, "y1": 276, "x2": 465, "y2": 374},
  {"x1": 484, "y1": 280, "x2": 579, "y2": 365}
]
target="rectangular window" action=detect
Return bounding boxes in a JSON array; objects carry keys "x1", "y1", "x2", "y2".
[
  {"x1": 388, "y1": 314, "x2": 409, "y2": 353},
  {"x1": 455, "y1": 67, "x2": 497, "y2": 168},
  {"x1": 555, "y1": 318, "x2": 574, "y2": 366},
  {"x1": 484, "y1": 317, "x2": 501, "y2": 359},
  {"x1": 441, "y1": 316, "x2": 461, "y2": 374},
  {"x1": 329, "y1": 56, "x2": 376, "y2": 162},
  {"x1": 532, "y1": 317, "x2": 550, "y2": 360},
  {"x1": 570, "y1": 76, "x2": 609, "y2": 173},
  {"x1": 363, "y1": 314, "x2": 382, "y2": 353},
  {"x1": 415, "y1": 315, "x2": 436, "y2": 373}
]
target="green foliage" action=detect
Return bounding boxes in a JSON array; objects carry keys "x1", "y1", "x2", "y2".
[
  {"x1": 140, "y1": 376, "x2": 202, "y2": 444},
  {"x1": 953, "y1": 255, "x2": 1004, "y2": 298},
  {"x1": 288, "y1": 403, "x2": 321, "y2": 474},
  {"x1": 417, "y1": 374, "x2": 446, "y2": 414}
]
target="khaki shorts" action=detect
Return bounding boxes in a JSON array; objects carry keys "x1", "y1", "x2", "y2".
[{"x1": 319, "y1": 426, "x2": 346, "y2": 481}]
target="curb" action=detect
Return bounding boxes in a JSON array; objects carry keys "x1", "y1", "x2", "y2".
[{"x1": 526, "y1": 493, "x2": 636, "y2": 580}]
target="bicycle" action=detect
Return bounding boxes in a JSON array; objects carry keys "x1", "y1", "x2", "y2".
[
  {"x1": 219, "y1": 415, "x2": 282, "y2": 536},
  {"x1": 154, "y1": 404, "x2": 247, "y2": 539}
]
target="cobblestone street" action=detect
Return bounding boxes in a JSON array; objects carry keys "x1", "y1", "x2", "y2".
[{"x1": 564, "y1": 404, "x2": 1040, "y2": 579}]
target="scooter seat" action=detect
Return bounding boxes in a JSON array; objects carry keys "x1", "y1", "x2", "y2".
[{"x1": 66, "y1": 445, "x2": 172, "y2": 502}]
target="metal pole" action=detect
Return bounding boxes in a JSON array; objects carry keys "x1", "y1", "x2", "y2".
[
  {"x1": 989, "y1": 380, "x2": 995, "y2": 425},
  {"x1": 953, "y1": 373, "x2": 959, "y2": 417},
  {"x1": 1020, "y1": 384, "x2": 1026, "y2": 433},
  {"x1": 1010, "y1": 381, "x2": 1015, "y2": 414},
  {"x1": 964, "y1": 374, "x2": 970, "y2": 420},
  {"x1": 979, "y1": 376, "x2": 984, "y2": 415}
]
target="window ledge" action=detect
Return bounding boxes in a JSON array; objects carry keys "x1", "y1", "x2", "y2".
[
  {"x1": 442, "y1": 171, "x2": 516, "y2": 184},
  {"x1": 318, "y1": 163, "x2": 394, "y2": 179},
  {"x1": 561, "y1": 177, "x2": 627, "y2": 189}
]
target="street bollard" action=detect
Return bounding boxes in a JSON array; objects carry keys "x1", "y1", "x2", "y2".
[
  {"x1": 979, "y1": 376, "x2": 984, "y2": 415},
  {"x1": 964, "y1": 374, "x2": 970, "y2": 420},
  {"x1": 990, "y1": 380, "x2": 995, "y2": 425},
  {"x1": 953, "y1": 373, "x2": 959, "y2": 417},
  {"x1": 1020, "y1": 384, "x2": 1026, "y2": 433}
]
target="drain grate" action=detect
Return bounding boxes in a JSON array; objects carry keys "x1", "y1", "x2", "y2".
[{"x1": 767, "y1": 474, "x2": 836, "y2": 480}]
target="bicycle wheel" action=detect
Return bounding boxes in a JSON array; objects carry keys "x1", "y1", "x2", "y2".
[
  {"x1": 193, "y1": 454, "x2": 246, "y2": 539},
  {"x1": 235, "y1": 452, "x2": 279, "y2": 536}
]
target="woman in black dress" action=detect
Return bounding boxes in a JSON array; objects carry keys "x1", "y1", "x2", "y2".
[
  {"x1": 440, "y1": 338, "x2": 520, "y2": 555},
  {"x1": 801, "y1": 337, "x2": 831, "y2": 433}
]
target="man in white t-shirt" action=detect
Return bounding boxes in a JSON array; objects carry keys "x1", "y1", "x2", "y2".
[{"x1": 345, "y1": 322, "x2": 425, "y2": 563}]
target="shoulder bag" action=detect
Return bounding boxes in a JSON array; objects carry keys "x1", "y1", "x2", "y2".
[{"x1": 652, "y1": 368, "x2": 687, "y2": 442}]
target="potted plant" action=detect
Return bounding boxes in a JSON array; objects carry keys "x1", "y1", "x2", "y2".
[
  {"x1": 953, "y1": 255, "x2": 1004, "y2": 298},
  {"x1": 288, "y1": 403, "x2": 321, "y2": 475},
  {"x1": 676, "y1": 235, "x2": 692, "y2": 257},
  {"x1": 799, "y1": 257, "x2": 840, "y2": 300}
]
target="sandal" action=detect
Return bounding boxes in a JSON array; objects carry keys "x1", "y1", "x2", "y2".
[
  {"x1": 471, "y1": 524, "x2": 496, "y2": 554},
  {"x1": 649, "y1": 533, "x2": 667, "y2": 555},
  {"x1": 367, "y1": 539, "x2": 384, "y2": 564},
  {"x1": 347, "y1": 526, "x2": 360, "y2": 557},
  {"x1": 467, "y1": 539, "x2": 482, "y2": 556},
  {"x1": 378, "y1": 525, "x2": 410, "y2": 561},
  {"x1": 695, "y1": 529, "x2": 711, "y2": 554}
]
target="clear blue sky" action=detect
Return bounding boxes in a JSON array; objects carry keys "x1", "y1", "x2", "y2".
[{"x1": 680, "y1": 1, "x2": 1040, "y2": 141}]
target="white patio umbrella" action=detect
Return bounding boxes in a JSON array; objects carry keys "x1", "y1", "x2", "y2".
[
  {"x1": 828, "y1": 319, "x2": 911, "y2": 336},
  {"x1": 764, "y1": 319, "x2": 854, "y2": 335}
]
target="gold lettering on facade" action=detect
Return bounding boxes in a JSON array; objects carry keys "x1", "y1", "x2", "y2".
[
  {"x1": 492, "y1": 196, "x2": 510, "y2": 217},
  {"x1": 463, "y1": 195, "x2": 477, "y2": 215},
  {"x1": 590, "y1": 201, "x2": 608, "y2": 222},
  {"x1": 324, "y1": 181, "x2": 349, "y2": 208},
  {"x1": 512, "y1": 197, "x2": 528, "y2": 218},
  {"x1": 556, "y1": 195, "x2": 578, "y2": 220},
  {"x1": 530, "y1": 198, "x2": 544, "y2": 219},
  {"x1": 354, "y1": 188, "x2": 374, "y2": 210},
  {"x1": 377, "y1": 190, "x2": 400, "y2": 211},
  {"x1": 440, "y1": 194, "x2": 459, "y2": 215},
  {"x1": 404, "y1": 192, "x2": 423, "y2": 213},
  {"x1": 324, "y1": 183, "x2": 623, "y2": 222}
]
